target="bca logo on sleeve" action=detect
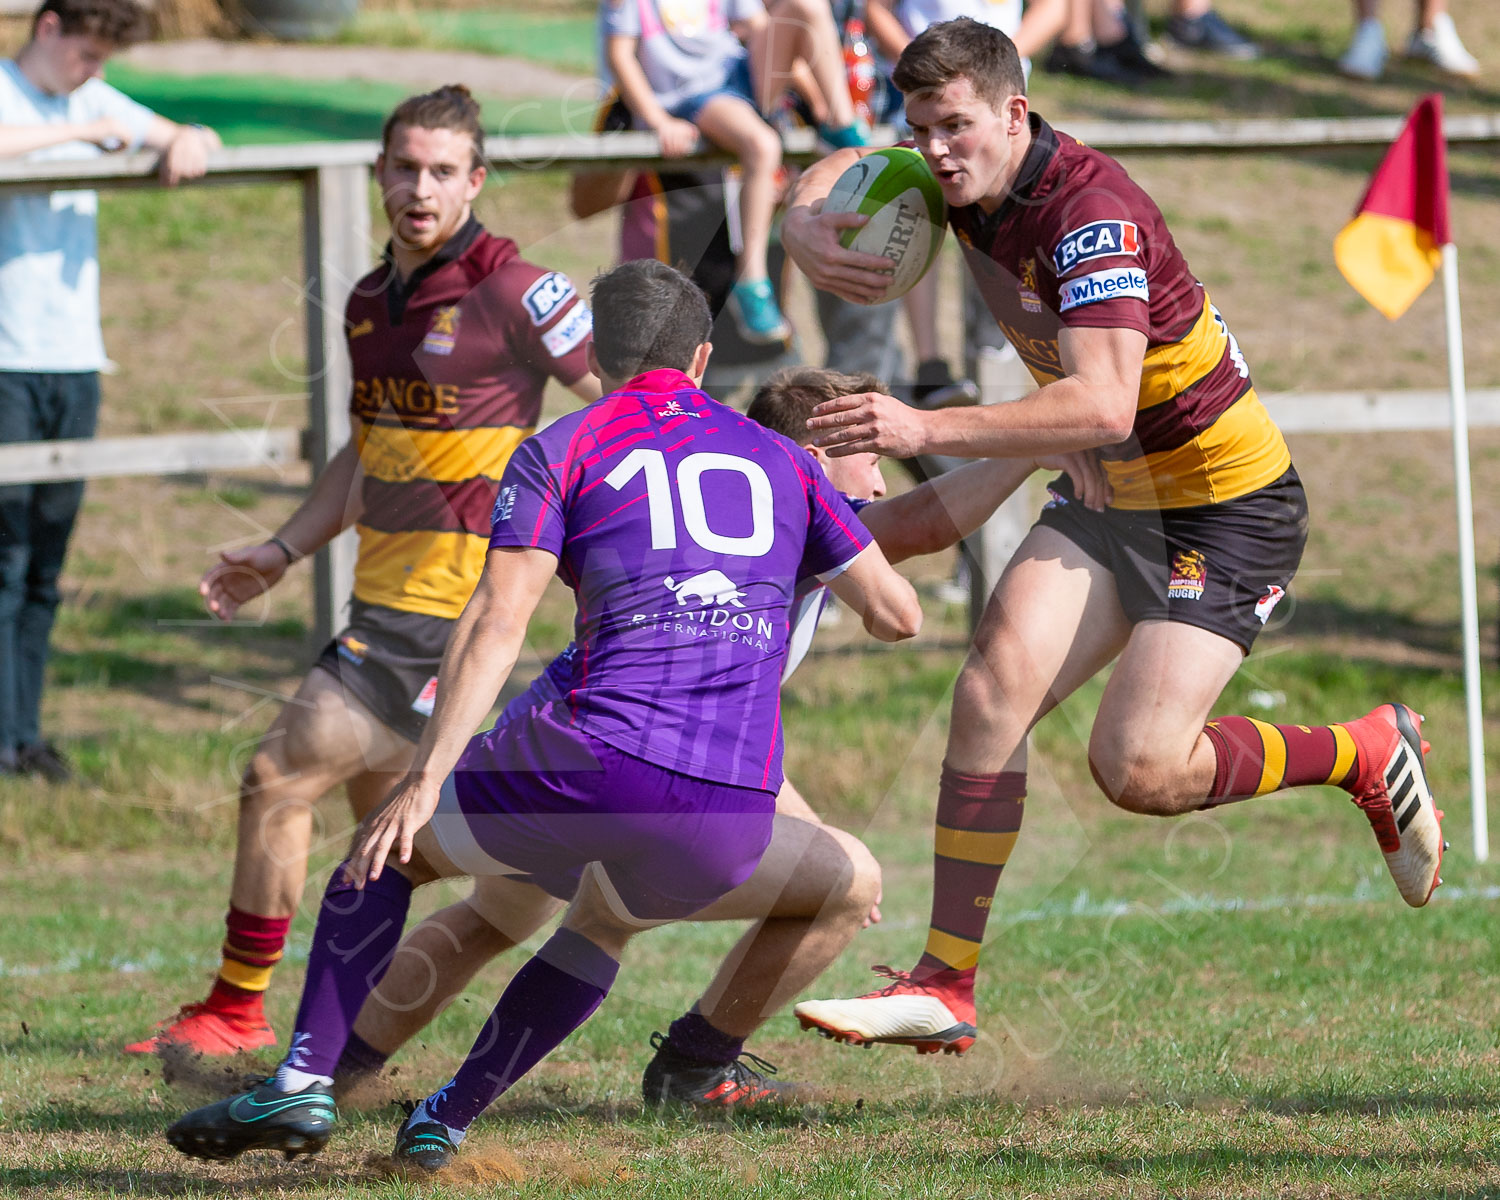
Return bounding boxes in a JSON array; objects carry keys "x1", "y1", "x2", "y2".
[
  {"x1": 1053, "y1": 220, "x2": 1140, "y2": 274},
  {"x1": 522, "y1": 272, "x2": 577, "y2": 326}
]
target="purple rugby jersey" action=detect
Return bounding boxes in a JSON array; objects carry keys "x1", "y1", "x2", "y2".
[{"x1": 485, "y1": 368, "x2": 871, "y2": 791}]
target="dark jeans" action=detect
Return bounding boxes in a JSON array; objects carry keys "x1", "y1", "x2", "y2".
[{"x1": 0, "y1": 371, "x2": 100, "y2": 754}]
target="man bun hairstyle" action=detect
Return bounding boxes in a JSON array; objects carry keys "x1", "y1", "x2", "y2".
[
  {"x1": 382, "y1": 84, "x2": 486, "y2": 171},
  {"x1": 589, "y1": 259, "x2": 712, "y2": 381},
  {"x1": 33, "y1": 0, "x2": 151, "y2": 45},
  {"x1": 748, "y1": 367, "x2": 882, "y2": 446},
  {"x1": 893, "y1": 17, "x2": 1026, "y2": 110}
]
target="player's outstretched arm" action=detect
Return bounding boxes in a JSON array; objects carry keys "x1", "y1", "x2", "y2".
[
  {"x1": 199, "y1": 439, "x2": 365, "y2": 620},
  {"x1": 346, "y1": 545, "x2": 557, "y2": 887},
  {"x1": 824, "y1": 543, "x2": 922, "y2": 643},
  {"x1": 810, "y1": 326, "x2": 1145, "y2": 459},
  {"x1": 782, "y1": 152, "x2": 900, "y2": 304},
  {"x1": 862, "y1": 450, "x2": 1111, "y2": 563}
]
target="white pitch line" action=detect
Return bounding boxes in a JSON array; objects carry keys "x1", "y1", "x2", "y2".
[{"x1": 5, "y1": 885, "x2": 1498, "y2": 980}]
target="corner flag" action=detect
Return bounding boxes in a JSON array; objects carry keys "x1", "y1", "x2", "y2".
[{"x1": 1333, "y1": 94, "x2": 1450, "y2": 320}]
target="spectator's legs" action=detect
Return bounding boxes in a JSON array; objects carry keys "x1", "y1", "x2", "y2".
[
  {"x1": 1407, "y1": 0, "x2": 1478, "y2": 74},
  {"x1": 0, "y1": 372, "x2": 40, "y2": 770},
  {"x1": 902, "y1": 272, "x2": 942, "y2": 371},
  {"x1": 1341, "y1": 0, "x2": 1388, "y2": 76},
  {"x1": 15, "y1": 373, "x2": 98, "y2": 756},
  {"x1": 815, "y1": 287, "x2": 902, "y2": 382},
  {"x1": 749, "y1": 0, "x2": 857, "y2": 129},
  {"x1": 694, "y1": 96, "x2": 782, "y2": 282}
]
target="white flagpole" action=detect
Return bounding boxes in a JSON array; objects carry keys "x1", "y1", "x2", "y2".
[{"x1": 1441, "y1": 241, "x2": 1489, "y2": 862}]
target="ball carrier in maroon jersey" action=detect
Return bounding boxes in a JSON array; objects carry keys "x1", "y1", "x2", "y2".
[
  {"x1": 163, "y1": 259, "x2": 921, "y2": 1170},
  {"x1": 126, "y1": 86, "x2": 602, "y2": 1058},
  {"x1": 780, "y1": 18, "x2": 1444, "y2": 1055}
]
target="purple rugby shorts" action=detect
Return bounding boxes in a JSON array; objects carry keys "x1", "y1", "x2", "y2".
[{"x1": 431, "y1": 704, "x2": 775, "y2": 922}]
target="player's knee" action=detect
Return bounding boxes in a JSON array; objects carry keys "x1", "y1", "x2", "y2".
[
  {"x1": 1090, "y1": 755, "x2": 1177, "y2": 816},
  {"x1": 820, "y1": 826, "x2": 882, "y2": 918},
  {"x1": 240, "y1": 746, "x2": 297, "y2": 809}
]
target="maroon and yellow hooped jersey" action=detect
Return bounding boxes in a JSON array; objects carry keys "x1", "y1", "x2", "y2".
[
  {"x1": 949, "y1": 115, "x2": 1290, "y2": 510},
  {"x1": 344, "y1": 219, "x2": 593, "y2": 618}
]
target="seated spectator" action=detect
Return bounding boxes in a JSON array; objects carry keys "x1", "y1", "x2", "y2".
[
  {"x1": 0, "y1": 0, "x2": 219, "y2": 781},
  {"x1": 1340, "y1": 0, "x2": 1479, "y2": 79},
  {"x1": 602, "y1": 0, "x2": 867, "y2": 346},
  {"x1": 1046, "y1": 0, "x2": 1170, "y2": 80},
  {"x1": 1047, "y1": 0, "x2": 1256, "y2": 80},
  {"x1": 1161, "y1": 0, "x2": 1258, "y2": 58}
]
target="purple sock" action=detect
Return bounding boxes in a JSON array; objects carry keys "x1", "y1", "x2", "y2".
[
  {"x1": 665, "y1": 1009, "x2": 743, "y2": 1067},
  {"x1": 284, "y1": 867, "x2": 411, "y2": 1080},
  {"x1": 427, "y1": 928, "x2": 618, "y2": 1133}
]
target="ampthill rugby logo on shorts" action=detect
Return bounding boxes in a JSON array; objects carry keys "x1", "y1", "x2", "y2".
[
  {"x1": 1018, "y1": 257, "x2": 1043, "y2": 313},
  {"x1": 1167, "y1": 550, "x2": 1207, "y2": 600},
  {"x1": 421, "y1": 306, "x2": 460, "y2": 356}
]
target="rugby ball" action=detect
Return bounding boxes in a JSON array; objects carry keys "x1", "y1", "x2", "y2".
[{"x1": 822, "y1": 146, "x2": 946, "y2": 303}]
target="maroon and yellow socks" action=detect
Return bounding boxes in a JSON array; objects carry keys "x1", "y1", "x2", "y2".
[
  {"x1": 428, "y1": 928, "x2": 619, "y2": 1134},
  {"x1": 207, "y1": 907, "x2": 292, "y2": 1018},
  {"x1": 1202, "y1": 715, "x2": 1359, "y2": 807},
  {"x1": 917, "y1": 766, "x2": 1025, "y2": 977}
]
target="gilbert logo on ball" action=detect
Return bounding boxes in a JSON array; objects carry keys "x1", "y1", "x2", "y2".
[{"x1": 823, "y1": 147, "x2": 946, "y2": 303}]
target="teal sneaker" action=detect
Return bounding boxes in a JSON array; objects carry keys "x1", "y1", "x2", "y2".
[
  {"x1": 165, "y1": 1077, "x2": 336, "y2": 1161},
  {"x1": 393, "y1": 1104, "x2": 457, "y2": 1173},
  {"x1": 727, "y1": 279, "x2": 790, "y2": 345},
  {"x1": 818, "y1": 121, "x2": 871, "y2": 151}
]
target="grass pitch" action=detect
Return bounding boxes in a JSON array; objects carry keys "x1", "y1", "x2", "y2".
[{"x1": 4, "y1": 4, "x2": 1500, "y2": 1194}]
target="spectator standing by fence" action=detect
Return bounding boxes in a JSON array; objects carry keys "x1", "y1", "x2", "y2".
[{"x1": 0, "y1": 0, "x2": 219, "y2": 781}]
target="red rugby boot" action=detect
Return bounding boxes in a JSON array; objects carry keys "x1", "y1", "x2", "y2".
[
  {"x1": 1343, "y1": 703, "x2": 1445, "y2": 907},
  {"x1": 794, "y1": 964, "x2": 977, "y2": 1055},
  {"x1": 124, "y1": 1003, "x2": 276, "y2": 1056}
]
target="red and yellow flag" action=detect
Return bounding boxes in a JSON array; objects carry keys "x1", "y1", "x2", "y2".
[{"x1": 1334, "y1": 94, "x2": 1451, "y2": 321}]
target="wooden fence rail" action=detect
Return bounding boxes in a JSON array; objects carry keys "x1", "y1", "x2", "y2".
[{"x1": 0, "y1": 113, "x2": 1496, "y2": 641}]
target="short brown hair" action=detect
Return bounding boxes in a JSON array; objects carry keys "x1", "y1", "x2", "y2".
[
  {"x1": 33, "y1": 0, "x2": 151, "y2": 45},
  {"x1": 589, "y1": 259, "x2": 712, "y2": 381},
  {"x1": 382, "y1": 85, "x2": 486, "y2": 171},
  {"x1": 747, "y1": 367, "x2": 882, "y2": 445},
  {"x1": 893, "y1": 17, "x2": 1026, "y2": 110}
]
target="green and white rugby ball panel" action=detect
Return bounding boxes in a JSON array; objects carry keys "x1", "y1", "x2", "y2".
[{"x1": 824, "y1": 146, "x2": 947, "y2": 302}]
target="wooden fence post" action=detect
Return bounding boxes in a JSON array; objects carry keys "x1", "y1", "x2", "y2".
[{"x1": 301, "y1": 163, "x2": 371, "y2": 648}]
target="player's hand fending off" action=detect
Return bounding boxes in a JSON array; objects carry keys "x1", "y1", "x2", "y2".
[
  {"x1": 808, "y1": 391, "x2": 929, "y2": 459},
  {"x1": 346, "y1": 776, "x2": 440, "y2": 888}
]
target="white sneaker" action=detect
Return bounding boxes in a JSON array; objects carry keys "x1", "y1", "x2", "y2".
[
  {"x1": 1406, "y1": 13, "x2": 1480, "y2": 79},
  {"x1": 1339, "y1": 18, "x2": 1388, "y2": 80}
]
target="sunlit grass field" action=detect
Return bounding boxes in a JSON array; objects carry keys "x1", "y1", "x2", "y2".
[{"x1": 4, "y1": 1, "x2": 1500, "y2": 1192}]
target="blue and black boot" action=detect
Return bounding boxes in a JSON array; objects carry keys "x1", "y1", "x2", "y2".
[{"x1": 165, "y1": 1077, "x2": 336, "y2": 1161}]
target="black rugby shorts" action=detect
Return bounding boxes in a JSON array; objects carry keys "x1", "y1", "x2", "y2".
[
  {"x1": 1035, "y1": 467, "x2": 1308, "y2": 654},
  {"x1": 312, "y1": 600, "x2": 453, "y2": 743}
]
